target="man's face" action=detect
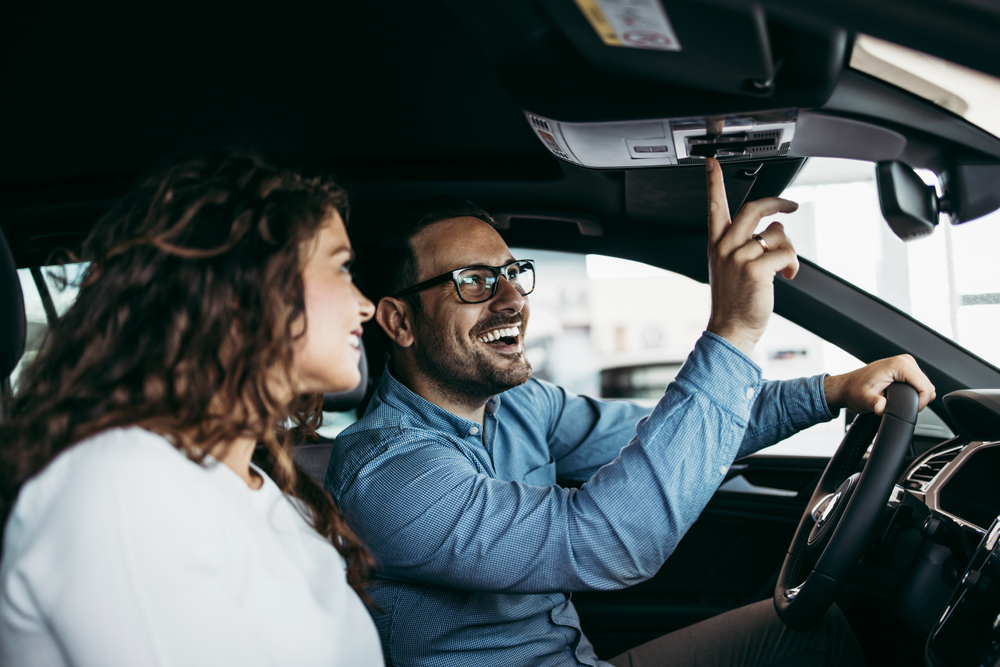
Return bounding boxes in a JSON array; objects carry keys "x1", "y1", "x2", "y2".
[{"x1": 405, "y1": 217, "x2": 532, "y2": 405}]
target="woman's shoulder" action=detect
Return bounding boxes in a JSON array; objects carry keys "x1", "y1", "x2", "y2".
[
  {"x1": 9, "y1": 427, "x2": 209, "y2": 535},
  {"x1": 36, "y1": 426, "x2": 192, "y2": 489},
  {"x1": 75, "y1": 425, "x2": 180, "y2": 454}
]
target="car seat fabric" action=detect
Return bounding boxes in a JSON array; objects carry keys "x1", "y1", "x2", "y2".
[
  {"x1": 295, "y1": 443, "x2": 337, "y2": 486},
  {"x1": 0, "y1": 227, "x2": 26, "y2": 382}
]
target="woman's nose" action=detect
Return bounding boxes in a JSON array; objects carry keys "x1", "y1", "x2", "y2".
[{"x1": 356, "y1": 285, "x2": 375, "y2": 321}]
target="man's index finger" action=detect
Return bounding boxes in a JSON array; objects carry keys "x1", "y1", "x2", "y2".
[{"x1": 706, "y1": 158, "x2": 730, "y2": 245}]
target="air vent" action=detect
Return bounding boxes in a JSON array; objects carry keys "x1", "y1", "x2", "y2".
[{"x1": 906, "y1": 446, "x2": 964, "y2": 491}]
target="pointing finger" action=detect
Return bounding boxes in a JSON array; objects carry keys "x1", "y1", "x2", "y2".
[{"x1": 706, "y1": 158, "x2": 731, "y2": 246}]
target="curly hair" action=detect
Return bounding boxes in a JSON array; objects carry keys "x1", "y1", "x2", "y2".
[{"x1": 0, "y1": 150, "x2": 375, "y2": 598}]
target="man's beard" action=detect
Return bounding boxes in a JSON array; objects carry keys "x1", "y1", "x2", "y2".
[{"x1": 411, "y1": 312, "x2": 532, "y2": 410}]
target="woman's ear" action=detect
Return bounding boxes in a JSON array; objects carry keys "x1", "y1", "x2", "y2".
[{"x1": 375, "y1": 297, "x2": 415, "y2": 349}]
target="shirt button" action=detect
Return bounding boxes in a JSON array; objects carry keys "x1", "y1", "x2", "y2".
[
  {"x1": 720, "y1": 466, "x2": 728, "y2": 475},
  {"x1": 469, "y1": 426, "x2": 480, "y2": 435},
  {"x1": 745, "y1": 388, "x2": 755, "y2": 400}
]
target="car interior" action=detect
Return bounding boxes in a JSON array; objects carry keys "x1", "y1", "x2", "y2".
[{"x1": 5, "y1": 2, "x2": 1000, "y2": 665}]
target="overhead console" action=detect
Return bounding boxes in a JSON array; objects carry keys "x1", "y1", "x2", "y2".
[{"x1": 524, "y1": 110, "x2": 796, "y2": 168}]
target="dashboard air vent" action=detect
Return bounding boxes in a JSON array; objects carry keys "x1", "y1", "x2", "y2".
[{"x1": 906, "y1": 446, "x2": 963, "y2": 491}]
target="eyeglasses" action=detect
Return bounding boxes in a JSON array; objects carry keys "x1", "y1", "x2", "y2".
[{"x1": 393, "y1": 259, "x2": 535, "y2": 304}]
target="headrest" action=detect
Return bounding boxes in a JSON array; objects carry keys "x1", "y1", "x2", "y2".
[
  {"x1": 0, "y1": 227, "x2": 26, "y2": 381},
  {"x1": 322, "y1": 337, "x2": 368, "y2": 412}
]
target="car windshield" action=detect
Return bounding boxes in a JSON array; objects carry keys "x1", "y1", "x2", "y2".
[
  {"x1": 775, "y1": 157, "x2": 1000, "y2": 369},
  {"x1": 850, "y1": 34, "x2": 1000, "y2": 139}
]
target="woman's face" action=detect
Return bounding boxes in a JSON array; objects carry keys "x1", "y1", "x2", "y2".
[{"x1": 292, "y1": 211, "x2": 375, "y2": 394}]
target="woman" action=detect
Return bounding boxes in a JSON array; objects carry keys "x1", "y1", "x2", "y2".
[{"x1": 0, "y1": 151, "x2": 383, "y2": 666}]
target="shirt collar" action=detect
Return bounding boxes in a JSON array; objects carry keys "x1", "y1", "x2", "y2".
[{"x1": 377, "y1": 362, "x2": 503, "y2": 433}]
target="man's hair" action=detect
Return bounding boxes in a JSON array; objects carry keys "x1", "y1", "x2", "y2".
[{"x1": 350, "y1": 195, "x2": 494, "y2": 311}]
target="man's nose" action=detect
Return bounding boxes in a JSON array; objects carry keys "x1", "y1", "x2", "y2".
[{"x1": 489, "y1": 276, "x2": 525, "y2": 313}]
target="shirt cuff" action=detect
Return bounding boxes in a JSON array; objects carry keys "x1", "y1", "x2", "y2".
[
  {"x1": 675, "y1": 331, "x2": 763, "y2": 423},
  {"x1": 810, "y1": 373, "x2": 838, "y2": 422}
]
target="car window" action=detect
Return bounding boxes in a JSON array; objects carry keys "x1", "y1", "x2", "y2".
[
  {"x1": 13, "y1": 252, "x2": 951, "y2": 456},
  {"x1": 11, "y1": 261, "x2": 362, "y2": 441},
  {"x1": 776, "y1": 157, "x2": 1000, "y2": 371},
  {"x1": 511, "y1": 247, "x2": 863, "y2": 457},
  {"x1": 11, "y1": 263, "x2": 88, "y2": 391}
]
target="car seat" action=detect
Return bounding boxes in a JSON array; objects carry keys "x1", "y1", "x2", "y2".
[{"x1": 0, "y1": 226, "x2": 26, "y2": 420}]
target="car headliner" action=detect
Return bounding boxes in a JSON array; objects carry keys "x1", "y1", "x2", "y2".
[
  {"x1": 4, "y1": 1, "x2": 1000, "y2": 255},
  {"x1": 5, "y1": 0, "x2": 1000, "y2": 418}
]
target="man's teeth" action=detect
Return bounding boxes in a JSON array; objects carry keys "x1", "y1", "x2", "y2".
[
  {"x1": 348, "y1": 334, "x2": 360, "y2": 348},
  {"x1": 477, "y1": 324, "x2": 521, "y2": 343}
]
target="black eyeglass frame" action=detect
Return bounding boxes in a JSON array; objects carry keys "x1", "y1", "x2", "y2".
[{"x1": 393, "y1": 259, "x2": 535, "y2": 304}]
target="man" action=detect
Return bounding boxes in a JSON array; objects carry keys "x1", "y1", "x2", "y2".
[{"x1": 327, "y1": 158, "x2": 935, "y2": 666}]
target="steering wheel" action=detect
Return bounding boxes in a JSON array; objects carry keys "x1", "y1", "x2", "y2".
[{"x1": 774, "y1": 382, "x2": 918, "y2": 630}]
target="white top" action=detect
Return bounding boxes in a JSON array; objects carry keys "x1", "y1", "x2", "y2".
[{"x1": 0, "y1": 427, "x2": 384, "y2": 667}]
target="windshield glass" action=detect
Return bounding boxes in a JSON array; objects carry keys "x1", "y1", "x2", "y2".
[
  {"x1": 850, "y1": 34, "x2": 1000, "y2": 139},
  {"x1": 776, "y1": 157, "x2": 1000, "y2": 368}
]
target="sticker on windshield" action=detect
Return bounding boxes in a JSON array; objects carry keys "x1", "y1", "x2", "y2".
[{"x1": 573, "y1": 0, "x2": 682, "y2": 52}]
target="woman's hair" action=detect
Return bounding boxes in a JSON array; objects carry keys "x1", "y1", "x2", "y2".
[{"x1": 0, "y1": 150, "x2": 374, "y2": 597}]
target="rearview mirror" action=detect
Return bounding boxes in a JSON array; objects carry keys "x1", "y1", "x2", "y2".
[{"x1": 876, "y1": 161, "x2": 938, "y2": 241}]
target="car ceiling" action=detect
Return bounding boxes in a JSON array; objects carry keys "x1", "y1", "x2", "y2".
[{"x1": 4, "y1": 0, "x2": 1000, "y2": 278}]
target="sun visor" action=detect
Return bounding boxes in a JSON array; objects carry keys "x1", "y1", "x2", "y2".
[{"x1": 525, "y1": 110, "x2": 795, "y2": 168}]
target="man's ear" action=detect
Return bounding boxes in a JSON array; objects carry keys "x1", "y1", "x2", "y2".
[{"x1": 375, "y1": 297, "x2": 416, "y2": 349}]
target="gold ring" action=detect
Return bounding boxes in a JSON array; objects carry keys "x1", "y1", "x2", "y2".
[{"x1": 752, "y1": 233, "x2": 768, "y2": 253}]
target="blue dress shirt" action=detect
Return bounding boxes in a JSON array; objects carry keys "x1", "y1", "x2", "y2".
[{"x1": 326, "y1": 332, "x2": 834, "y2": 667}]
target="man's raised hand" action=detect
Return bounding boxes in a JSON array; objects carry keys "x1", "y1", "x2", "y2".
[{"x1": 705, "y1": 157, "x2": 800, "y2": 356}]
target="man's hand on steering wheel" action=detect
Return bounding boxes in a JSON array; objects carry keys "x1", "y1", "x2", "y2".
[{"x1": 824, "y1": 354, "x2": 936, "y2": 415}]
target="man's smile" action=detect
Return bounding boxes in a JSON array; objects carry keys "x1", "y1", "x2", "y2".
[{"x1": 475, "y1": 322, "x2": 522, "y2": 352}]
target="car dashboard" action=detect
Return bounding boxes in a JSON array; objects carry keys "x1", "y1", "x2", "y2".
[
  {"x1": 888, "y1": 391, "x2": 1000, "y2": 666},
  {"x1": 907, "y1": 440, "x2": 1000, "y2": 537}
]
